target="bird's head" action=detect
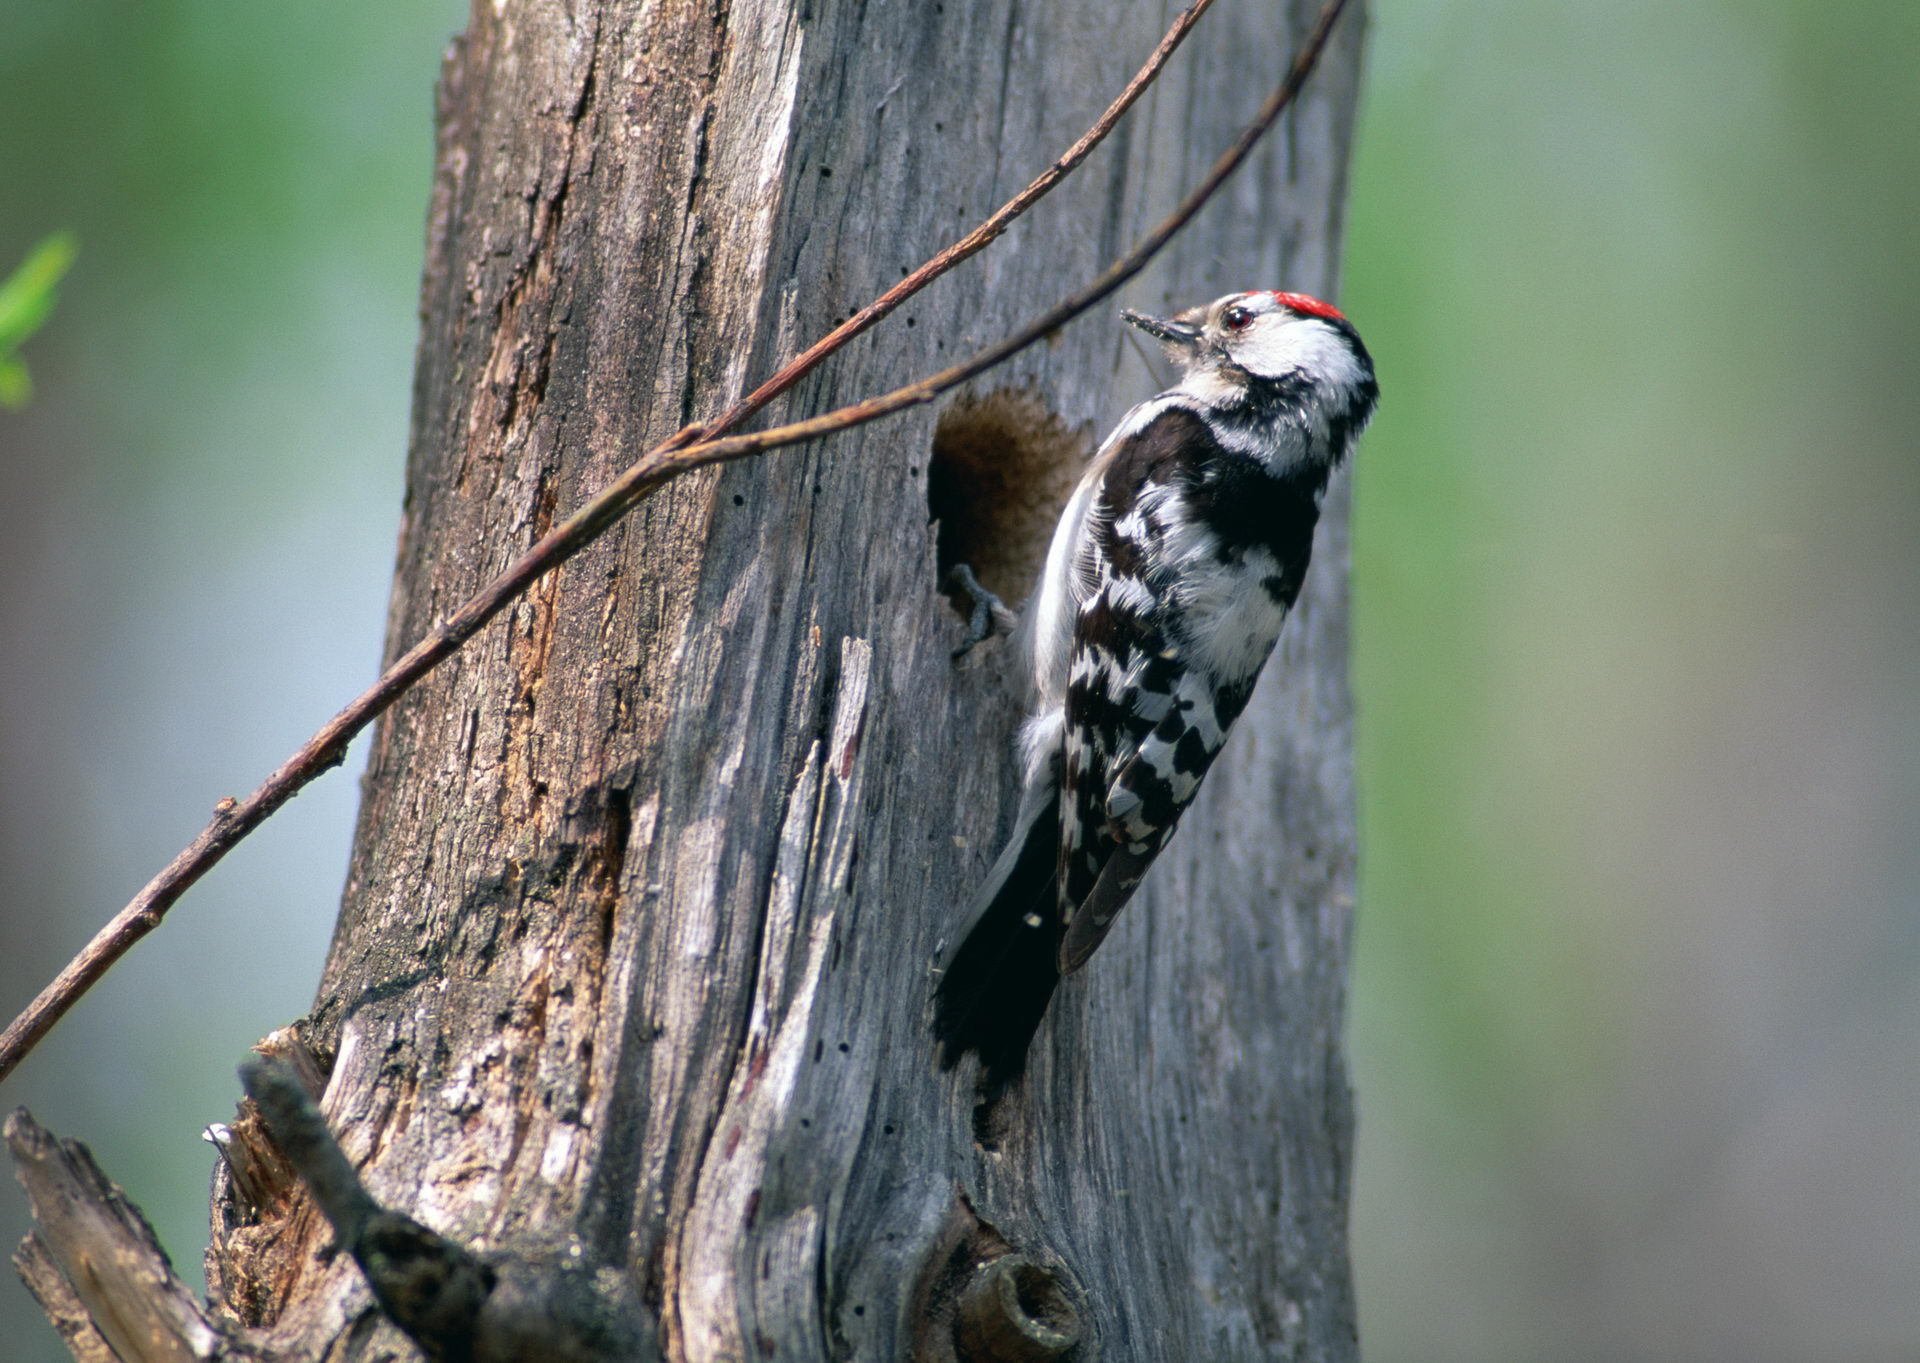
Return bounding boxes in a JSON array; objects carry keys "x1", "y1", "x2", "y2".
[{"x1": 1123, "y1": 290, "x2": 1375, "y2": 419}]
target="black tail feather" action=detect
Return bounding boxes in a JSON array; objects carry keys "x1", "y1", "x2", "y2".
[{"x1": 932, "y1": 782, "x2": 1062, "y2": 1099}]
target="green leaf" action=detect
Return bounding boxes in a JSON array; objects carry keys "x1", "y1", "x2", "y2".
[
  {"x1": 0, "y1": 232, "x2": 79, "y2": 351},
  {"x1": 0, "y1": 232, "x2": 78, "y2": 408}
]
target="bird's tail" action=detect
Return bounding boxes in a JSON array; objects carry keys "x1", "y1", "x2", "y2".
[{"x1": 932, "y1": 775, "x2": 1063, "y2": 1099}]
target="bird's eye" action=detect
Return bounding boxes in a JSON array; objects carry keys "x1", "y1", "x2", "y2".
[{"x1": 1221, "y1": 305, "x2": 1254, "y2": 332}]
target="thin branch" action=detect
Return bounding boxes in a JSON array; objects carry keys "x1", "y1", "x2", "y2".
[
  {"x1": 693, "y1": 0, "x2": 1221, "y2": 443},
  {"x1": 0, "y1": 0, "x2": 1352, "y2": 1084},
  {"x1": 588, "y1": 0, "x2": 1356, "y2": 489}
]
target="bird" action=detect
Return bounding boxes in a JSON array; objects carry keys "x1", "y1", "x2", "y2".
[{"x1": 932, "y1": 289, "x2": 1378, "y2": 1098}]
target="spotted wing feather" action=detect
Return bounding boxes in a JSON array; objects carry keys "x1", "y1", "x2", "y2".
[
  {"x1": 1059, "y1": 633, "x2": 1256, "y2": 972},
  {"x1": 1054, "y1": 407, "x2": 1319, "y2": 973}
]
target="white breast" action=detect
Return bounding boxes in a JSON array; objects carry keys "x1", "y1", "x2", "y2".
[{"x1": 1154, "y1": 500, "x2": 1291, "y2": 685}]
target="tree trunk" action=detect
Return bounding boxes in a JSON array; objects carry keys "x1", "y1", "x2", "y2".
[{"x1": 24, "y1": 1, "x2": 1368, "y2": 1359}]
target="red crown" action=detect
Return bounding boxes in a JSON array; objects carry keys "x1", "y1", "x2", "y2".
[{"x1": 1271, "y1": 290, "x2": 1345, "y2": 322}]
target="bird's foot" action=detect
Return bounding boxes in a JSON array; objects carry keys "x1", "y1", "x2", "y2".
[{"x1": 945, "y1": 563, "x2": 1018, "y2": 660}]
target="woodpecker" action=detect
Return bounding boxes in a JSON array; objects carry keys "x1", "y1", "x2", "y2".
[{"x1": 932, "y1": 289, "x2": 1377, "y2": 1097}]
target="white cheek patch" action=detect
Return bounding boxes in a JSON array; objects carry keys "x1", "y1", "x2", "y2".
[{"x1": 1239, "y1": 317, "x2": 1367, "y2": 393}]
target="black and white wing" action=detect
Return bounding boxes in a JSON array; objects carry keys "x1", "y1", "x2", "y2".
[
  {"x1": 1057, "y1": 586, "x2": 1256, "y2": 972},
  {"x1": 1055, "y1": 406, "x2": 1319, "y2": 971}
]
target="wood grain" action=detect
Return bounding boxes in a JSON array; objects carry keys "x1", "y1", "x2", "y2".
[{"x1": 196, "y1": 2, "x2": 1371, "y2": 1358}]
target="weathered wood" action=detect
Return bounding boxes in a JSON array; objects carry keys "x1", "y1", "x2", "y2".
[
  {"x1": 186, "y1": 2, "x2": 1366, "y2": 1359},
  {"x1": 15, "y1": 1234, "x2": 120, "y2": 1363},
  {"x1": 7, "y1": 1110, "x2": 244, "y2": 1362}
]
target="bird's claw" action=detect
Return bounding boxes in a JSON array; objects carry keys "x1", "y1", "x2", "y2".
[{"x1": 945, "y1": 563, "x2": 1017, "y2": 660}]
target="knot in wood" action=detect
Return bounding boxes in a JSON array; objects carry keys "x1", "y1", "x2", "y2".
[{"x1": 953, "y1": 1255, "x2": 1082, "y2": 1362}]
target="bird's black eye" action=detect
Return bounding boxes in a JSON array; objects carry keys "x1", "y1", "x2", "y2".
[{"x1": 1222, "y1": 304, "x2": 1254, "y2": 332}]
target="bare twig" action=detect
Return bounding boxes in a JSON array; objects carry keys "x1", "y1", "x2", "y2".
[
  {"x1": 0, "y1": 0, "x2": 1352, "y2": 1083},
  {"x1": 694, "y1": 0, "x2": 1221, "y2": 442}
]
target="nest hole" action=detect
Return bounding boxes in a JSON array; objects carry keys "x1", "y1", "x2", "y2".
[
  {"x1": 926, "y1": 389, "x2": 1089, "y2": 616},
  {"x1": 1007, "y1": 1259, "x2": 1078, "y2": 1338}
]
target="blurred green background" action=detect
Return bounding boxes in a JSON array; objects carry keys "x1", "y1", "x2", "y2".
[{"x1": 2, "y1": 2, "x2": 1915, "y2": 1360}]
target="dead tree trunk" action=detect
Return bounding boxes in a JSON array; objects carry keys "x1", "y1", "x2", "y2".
[{"x1": 18, "y1": 1, "x2": 1368, "y2": 1359}]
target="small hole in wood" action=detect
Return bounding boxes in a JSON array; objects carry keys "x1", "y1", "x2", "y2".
[
  {"x1": 1007, "y1": 1261, "x2": 1076, "y2": 1338},
  {"x1": 926, "y1": 389, "x2": 1089, "y2": 618}
]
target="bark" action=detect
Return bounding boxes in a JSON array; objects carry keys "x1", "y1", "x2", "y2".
[{"x1": 17, "y1": 1, "x2": 1368, "y2": 1359}]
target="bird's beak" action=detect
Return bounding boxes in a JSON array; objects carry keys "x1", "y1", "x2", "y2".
[{"x1": 1122, "y1": 309, "x2": 1203, "y2": 349}]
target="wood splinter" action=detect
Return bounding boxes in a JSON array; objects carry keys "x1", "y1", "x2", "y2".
[{"x1": 7, "y1": 1106, "x2": 238, "y2": 1363}]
